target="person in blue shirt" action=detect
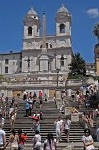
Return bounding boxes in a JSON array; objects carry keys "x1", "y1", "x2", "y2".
[{"x1": 25, "y1": 101, "x2": 30, "y2": 117}]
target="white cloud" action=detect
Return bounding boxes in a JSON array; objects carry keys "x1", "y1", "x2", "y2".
[{"x1": 86, "y1": 8, "x2": 99, "y2": 18}]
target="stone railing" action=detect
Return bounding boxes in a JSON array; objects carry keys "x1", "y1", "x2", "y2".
[{"x1": 0, "y1": 79, "x2": 65, "y2": 87}]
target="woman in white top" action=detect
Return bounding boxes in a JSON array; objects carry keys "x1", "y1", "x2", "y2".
[
  {"x1": 82, "y1": 128, "x2": 95, "y2": 150},
  {"x1": 32, "y1": 130, "x2": 41, "y2": 150},
  {"x1": 54, "y1": 117, "x2": 62, "y2": 143}
]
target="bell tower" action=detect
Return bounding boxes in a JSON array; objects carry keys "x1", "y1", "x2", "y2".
[
  {"x1": 23, "y1": 7, "x2": 40, "y2": 38},
  {"x1": 23, "y1": 7, "x2": 40, "y2": 49},
  {"x1": 56, "y1": 4, "x2": 71, "y2": 36}
]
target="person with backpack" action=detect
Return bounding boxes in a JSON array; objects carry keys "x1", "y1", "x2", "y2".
[
  {"x1": 18, "y1": 129, "x2": 27, "y2": 150},
  {"x1": 43, "y1": 133, "x2": 57, "y2": 150}
]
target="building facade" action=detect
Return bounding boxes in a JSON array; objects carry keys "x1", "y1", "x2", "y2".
[
  {"x1": 0, "y1": 4, "x2": 72, "y2": 75},
  {"x1": 85, "y1": 63, "x2": 95, "y2": 76}
]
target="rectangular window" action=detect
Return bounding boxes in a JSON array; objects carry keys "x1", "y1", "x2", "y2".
[
  {"x1": 5, "y1": 67, "x2": 8, "y2": 73},
  {"x1": 61, "y1": 60, "x2": 64, "y2": 66},
  {"x1": 5, "y1": 59, "x2": 9, "y2": 64}
]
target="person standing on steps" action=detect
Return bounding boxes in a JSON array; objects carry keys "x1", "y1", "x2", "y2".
[
  {"x1": 4, "y1": 129, "x2": 19, "y2": 150},
  {"x1": 39, "y1": 91, "x2": 43, "y2": 109},
  {"x1": 82, "y1": 128, "x2": 95, "y2": 150},
  {"x1": 43, "y1": 133, "x2": 57, "y2": 150},
  {"x1": 58, "y1": 116, "x2": 64, "y2": 141},
  {"x1": 33, "y1": 119, "x2": 40, "y2": 133},
  {"x1": 18, "y1": 129, "x2": 27, "y2": 150},
  {"x1": 44, "y1": 93, "x2": 47, "y2": 101},
  {"x1": 54, "y1": 116, "x2": 62, "y2": 143},
  {"x1": 0, "y1": 123, "x2": 6, "y2": 150},
  {"x1": 25, "y1": 100, "x2": 30, "y2": 117},
  {"x1": 64, "y1": 116, "x2": 71, "y2": 142},
  {"x1": 32, "y1": 130, "x2": 41, "y2": 150}
]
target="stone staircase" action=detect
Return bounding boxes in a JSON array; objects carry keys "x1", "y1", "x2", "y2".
[{"x1": 3, "y1": 99, "x2": 99, "y2": 149}]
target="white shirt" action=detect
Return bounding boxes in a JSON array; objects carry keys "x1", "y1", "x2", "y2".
[
  {"x1": 82, "y1": 135, "x2": 93, "y2": 144},
  {"x1": 33, "y1": 134, "x2": 41, "y2": 147},
  {"x1": 9, "y1": 107, "x2": 14, "y2": 114},
  {"x1": 96, "y1": 128, "x2": 99, "y2": 142},
  {"x1": 54, "y1": 121, "x2": 61, "y2": 131},
  {"x1": 0, "y1": 129, "x2": 6, "y2": 144},
  {"x1": 64, "y1": 119, "x2": 71, "y2": 130},
  {"x1": 59, "y1": 119, "x2": 64, "y2": 129}
]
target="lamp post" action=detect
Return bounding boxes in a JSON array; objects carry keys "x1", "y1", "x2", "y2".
[{"x1": 56, "y1": 68, "x2": 59, "y2": 87}]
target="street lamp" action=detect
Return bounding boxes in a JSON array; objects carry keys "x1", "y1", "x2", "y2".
[{"x1": 56, "y1": 68, "x2": 60, "y2": 87}]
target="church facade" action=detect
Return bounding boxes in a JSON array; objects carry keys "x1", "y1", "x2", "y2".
[{"x1": 0, "y1": 4, "x2": 72, "y2": 75}]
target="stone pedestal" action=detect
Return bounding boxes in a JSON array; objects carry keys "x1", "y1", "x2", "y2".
[
  {"x1": 64, "y1": 107, "x2": 72, "y2": 115},
  {"x1": 39, "y1": 55, "x2": 49, "y2": 71},
  {"x1": 55, "y1": 90, "x2": 61, "y2": 99},
  {"x1": 71, "y1": 113, "x2": 79, "y2": 122}
]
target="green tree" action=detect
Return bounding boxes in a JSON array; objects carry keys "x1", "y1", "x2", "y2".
[
  {"x1": 69, "y1": 52, "x2": 86, "y2": 76},
  {"x1": 93, "y1": 23, "x2": 99, "y2": 43}
]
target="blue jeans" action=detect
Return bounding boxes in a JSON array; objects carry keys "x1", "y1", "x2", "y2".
[{"x1": 18, "y1": 144, "x2": 24, "y2": 150}]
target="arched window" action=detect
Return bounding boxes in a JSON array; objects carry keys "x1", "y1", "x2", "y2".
[
  {"x1": 60, "y1": 24, "x2": 65, "y2": 33},
  {"x1": 28, "y1": 27, "x2": 32, "y2": 36},
  {"x1": 61, "y1": 55, "x2": 64, "y2": 66}
]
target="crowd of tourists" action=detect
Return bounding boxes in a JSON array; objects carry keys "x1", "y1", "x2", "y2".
[
  {"x1": 57, "y1": 83, "x2": 99, "y2": 150},
  {"x1": 0, "y1": 85, "x2": 99, "y2": 150}
]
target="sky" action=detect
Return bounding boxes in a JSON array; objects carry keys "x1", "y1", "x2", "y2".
[{"x1": 0, "y1": 0, "x2": 99, "y2": 63}]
